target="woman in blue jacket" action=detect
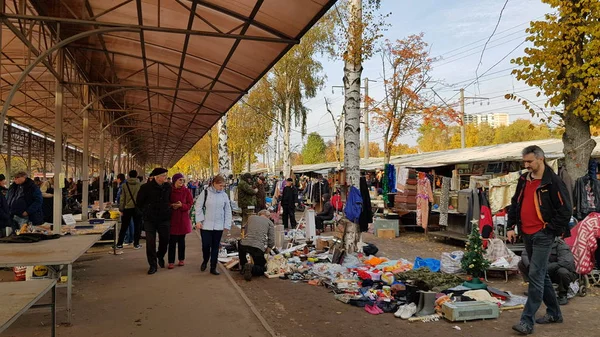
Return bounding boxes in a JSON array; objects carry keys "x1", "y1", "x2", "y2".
[{"x1": 194, "y1": 175, "x2": 232, "y2": 275}]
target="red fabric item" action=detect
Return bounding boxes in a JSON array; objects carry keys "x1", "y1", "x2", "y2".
[
  {"x1": 572, "y1": 213, "x2": 600, "y2": 275},
  {"x1": 331, "y1": 194, "x2": 343, "y2": 211},
  {"x1": 169, "y1": 186, "x2": 193, "y2": 235},
  {"x1": 520, "y1": 179, "x2": 545, "y2": 235}
]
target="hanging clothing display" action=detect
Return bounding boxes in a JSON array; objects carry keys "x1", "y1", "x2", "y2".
[
  {"x1": 359, "y1": 177, "x2": 373, "y2": 232},
  {"x1": 416, "y1": 174, "x2": 434, "y2": 229},
  {"x1": 382, "y1": 164, "x2": 396, "y2": 205},
  {"x1": 479, "y1": 190, "x2": 494, "y2": 248},
  {"x1": 439, "y1": 177, "x2": 451, "y2": 227},
  {"x1": 451, "y1": 170, "x2": 459, "y2": 191},
  {"x1": 488, "y1": 170, "x2": 526, "y2": 213},
  {"x1": 396, "y1": 167, "x2": 409, "y2": 192},
  {"x1": 574, "y1": 175, "x2": 600, "y2": 220}
]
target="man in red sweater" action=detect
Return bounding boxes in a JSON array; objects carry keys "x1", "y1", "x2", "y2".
[{"x1": 507, "y1": 145, "x2": 572, "y2": 335}]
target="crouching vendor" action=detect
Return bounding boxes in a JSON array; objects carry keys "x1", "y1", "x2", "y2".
[
  {"x1": 518, "y1": 237, "x2": 577, "y2": 305},
  {"x1": 239, "y1": 210, "x2": 275, "y2": 281}
]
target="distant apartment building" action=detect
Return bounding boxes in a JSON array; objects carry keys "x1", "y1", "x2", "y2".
[{"x1": 463, "y1": 113, "x2": 510, "y2": 128}]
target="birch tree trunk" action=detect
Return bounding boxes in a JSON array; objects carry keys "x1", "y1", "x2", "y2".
[
  {"x1": 218, "y1": 115, "x2": 231, "y2": 177},
  {"x1": 343, "y1": 62, "x2": 362, "y2": 188}
]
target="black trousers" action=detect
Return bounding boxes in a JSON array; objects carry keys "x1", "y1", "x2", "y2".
[
  {"x1": 145, "y1": 220, "x2": 170, "y2": 268},
  {"x1": 117, "y1": 208, "x2": 142, "y2": 246},
  {"x1": 238, "y1": 243, "x2": 266, "y2": 276},
  {"x1": 282, "y1": 206, "x2": 297, "y2": 229},
  {"x1": 200, "y1": 229, "x2": 223, "y2": 268},
  {"x1": 315, "y1": 215, "x2": 333, "y2": 230},
  {"x1": 168, "y1": 234, "x2": 186, "y2": 263},
  {"x1": 550, "y1": 267, "x2": 577, "y2": 296}
]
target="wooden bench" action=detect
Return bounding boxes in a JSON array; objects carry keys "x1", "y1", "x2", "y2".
[{"x1": 0, "y1": 279, "x2": 57, "y2": 336}]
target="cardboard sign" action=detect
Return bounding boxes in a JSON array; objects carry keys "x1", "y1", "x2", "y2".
[{"x1": 62, "y1": 214, "x2": 76, "y2": 226}]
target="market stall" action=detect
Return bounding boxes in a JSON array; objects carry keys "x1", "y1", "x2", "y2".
[
  {"x1": 0, "y1": 279, "x2": 57, "y2": 336},
  {"x1": 0, "y1": 234, "x2": 103, "y2": 325}
]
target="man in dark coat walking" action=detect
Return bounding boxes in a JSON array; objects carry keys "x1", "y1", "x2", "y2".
[
  {"x1": 281, "y1": 178, "x2": 298, "y2": 229},
  {"x1": 136, "y1": 168, "x2": 172, "y2": 275}
]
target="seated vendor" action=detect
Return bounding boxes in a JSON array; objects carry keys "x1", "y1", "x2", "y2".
[
  {"x1": 239, "y1": 210, "x2": 275, "y2": 281},
  {"x1": 315, "y1": 193, "x2": 334, "y2": 234},
  {"x1": 518, "y1": 237, "x2": 577, "y2": 305}
]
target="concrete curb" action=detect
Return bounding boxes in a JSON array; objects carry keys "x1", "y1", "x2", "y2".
[{"x1": 194, "y1": 230, "x2": 277, "y2": 337}]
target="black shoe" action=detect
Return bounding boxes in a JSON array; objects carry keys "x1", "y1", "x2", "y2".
[
  {"x1": 210, "y1": 268, "x2": 220, "y2": 275},
  {"x1": 512, "y1": 322, "x2": 533, "y2": 335},
  {"x1": 147, "y1": 266, "x2": 157, "y2": 275},
  {"x1": 113, "y1": 244, "x2": 124, "y2": 249},
  {"x1": 157, "y1": 258, "x2": 165, "y2": 268},
  {"x1": 201, "y1": 261, "x2": 208, "y2": 272},
  {"x1": 557, "y1": 295, "x2": 568, "y2": 306},
  {"x1": 243, "y1": 264, "x2": 253, "y2": 281},
  {"x1": 536, "y1": 314, "x2": 563, "y2": 324}
]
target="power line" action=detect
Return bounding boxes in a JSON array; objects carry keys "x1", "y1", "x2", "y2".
[{"x1": 475, "y1": 0, "x2": 510, "y2": 92}]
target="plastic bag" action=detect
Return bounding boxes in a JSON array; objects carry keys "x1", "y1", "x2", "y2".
[
  {"x1": 414, "y1": 256, "x2": 441, "y2": 272},
  {"x1": 441, "y1": 251, "x2": 464, "y2": 274},
  {"x1": 341, "y1": 253, "x2": 361, "y2": 268}
]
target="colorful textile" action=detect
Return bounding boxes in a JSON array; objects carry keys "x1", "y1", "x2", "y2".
[{"x1": 571, "y1": 212, "x2": 600, "y2": 275}]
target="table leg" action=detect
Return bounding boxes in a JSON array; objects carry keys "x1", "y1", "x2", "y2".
[
  {"x1": 67, "y1": 263, "x2": 72, "y2": 325},
  {"x1": 51, "y1": 283, "x2": 56, "y2": 337},
  {"x1": 113, "y1": 221, "x2": 118, "y2": 255}
]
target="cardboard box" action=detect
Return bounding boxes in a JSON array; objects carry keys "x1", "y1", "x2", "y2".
[
  {"x1": 377, "y1": 228, "x2": 396, "y2": 239},
  {"x1": 316, "y1": 238, "x2": 333, "y2": 251}
]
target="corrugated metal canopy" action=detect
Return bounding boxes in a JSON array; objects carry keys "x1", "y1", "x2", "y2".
[
  {"x1": 288, "y1": 137, "x2": 600, "y2": 173},
  {"x1": 0, "y1": 0, "x2": 336, "y2": 166}
]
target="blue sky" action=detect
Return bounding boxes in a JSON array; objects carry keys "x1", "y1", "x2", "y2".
[{"x1": 283, "y1": 0, "x2": 553, "y2": 153}]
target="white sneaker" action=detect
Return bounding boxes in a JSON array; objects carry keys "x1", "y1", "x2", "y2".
[
  {"x1": 400, "y1": 302, "x2": 417, "y2": 319},
  {"x1": 394, "y1": 304, "x2": 407, "y2": 318}
]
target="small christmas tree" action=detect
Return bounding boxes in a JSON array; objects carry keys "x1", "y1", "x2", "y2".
[{"x1": 461, "y1": 226, "x2": 490, "y2": 278}]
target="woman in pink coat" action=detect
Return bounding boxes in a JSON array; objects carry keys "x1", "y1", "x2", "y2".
[{"x1": 168, "y1": 173, "x2": 193, "y2": 269}]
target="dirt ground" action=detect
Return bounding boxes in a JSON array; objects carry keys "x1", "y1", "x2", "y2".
[
  {"x1": 231, "y1": 229, "x2": 600, "y2": 337},
  {"x1": 2, "y1": 225, "x2": 599, "y2": 337}
]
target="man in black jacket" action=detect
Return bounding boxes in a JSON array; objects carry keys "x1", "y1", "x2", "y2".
[
  {"x1": 136, "y1": 168, "x2": 172, "y2": 275},
  {"x1": 507, "y1": 145, "x2": 572, "y2": 335},
  {"x1": 518, "y1": 238, "x2": 577, "y2": 305},
  {"x1": 6, "y1": 171, "x2": 44, "y2": 227},
  {"x1": 281, "y1": 178, "x2": 298, "y2": 229}
]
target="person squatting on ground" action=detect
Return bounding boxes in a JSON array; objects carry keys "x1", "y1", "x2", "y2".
[
  {"x1": 195, "y1": 175, "x2": 232, "y2": 275},
  {"x1": 117, "y1": 170, "x2": 142, "y2": 250},
  {"x1": 239, "y1": 210, "x2": 275, "y2": 281},
  {"x1": 315, "y1": 193, "x2": 334, "y2": 233},
  {"x1": 168, "y1": 173, "x2": 193, "y2": 269},
  {"x1": 136, "y1": 168, "x2": 172, "y2": 275},
  {"x1": 518, "y1": 237, "x2": 577, "y2": 305},
  {"x1": 281, "y1": 178, "x2": 298, "y2": 229},
  {"x1": 507, "y1": 145, "x2": 572, "y2": 335}
]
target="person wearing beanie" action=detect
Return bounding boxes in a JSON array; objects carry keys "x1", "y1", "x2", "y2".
[
  {"x1": 167, "y1": 173, "x2": 193, "y2": 269},
  {"x1": 136, "y1": 167, "x2": 172, "y2": 275},
  {"x1": 237, "y1": 172, "x2": 258, "y2": 228}
]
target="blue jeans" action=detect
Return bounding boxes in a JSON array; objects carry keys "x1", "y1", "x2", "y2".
[
  {"x1": 123, "y1": 219, "x2": 134, "y2": 244},
  {"x1": 521, "y1": 229, "x2": 562, "y2": 327}
]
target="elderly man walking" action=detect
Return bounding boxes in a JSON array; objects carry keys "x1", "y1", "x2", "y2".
[
  {"x1": 507, "y1": 145, "x2": 572, "y2": 335},
  {"x1": 136, "y1": 168, "x2": 172, "y2": 275}
]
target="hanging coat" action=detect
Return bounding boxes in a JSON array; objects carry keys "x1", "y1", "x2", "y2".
[
  {"x1": 479, "y1": 189, "x2": 494, "y2": 248},
  {"x1": 359, "y1": 177, "x2": 373, "y2": 232}
]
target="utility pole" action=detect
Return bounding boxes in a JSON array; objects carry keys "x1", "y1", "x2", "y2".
[
  {"x1": 459, "y1": 88, "x2": 489, "y2": 149},
  {"x1": 363, "y1": 77, "x2": 376, "y2": 159},
  {"x1": 460, "y1": 88, "x2": 465, "y2": 149}
]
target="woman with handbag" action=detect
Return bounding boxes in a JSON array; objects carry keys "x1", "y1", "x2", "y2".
[
  {"x1": 168, "y1": 173, "x2": 193, "y2": 269},
  {"x1": 117, "y1": 170, "x2": 142, "y2": 249},
  {"x1": 194, "y1": 175, "x2": 232, "y2": 275}
]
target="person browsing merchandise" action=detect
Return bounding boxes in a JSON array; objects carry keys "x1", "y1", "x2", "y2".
[{"x1": 507, "y1": 145, "x2": 572, "y2": 335}]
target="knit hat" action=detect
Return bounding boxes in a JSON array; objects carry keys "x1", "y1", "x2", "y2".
[
  {"x1": 172, "y1": 173, "x2": 184, "y2": 182},
  {"x1": 149, "y1": 167, "x2": 168, "y2": 177}
]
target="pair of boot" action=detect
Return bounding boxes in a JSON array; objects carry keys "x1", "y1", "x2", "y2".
[{"x1": 201, "y1": 261, "x2": 220, "y2": 275}]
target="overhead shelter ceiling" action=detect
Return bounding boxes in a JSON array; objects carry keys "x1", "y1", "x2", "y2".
[{"x1": 0, "y1": 0, "x2": 336, "y2": 167}]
